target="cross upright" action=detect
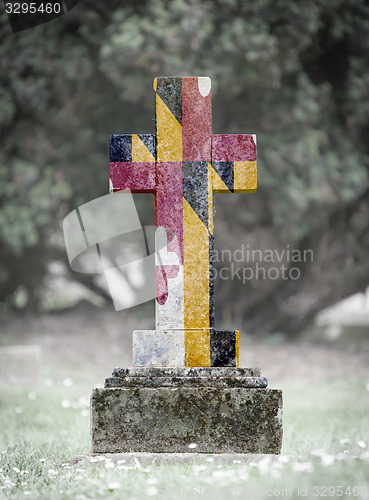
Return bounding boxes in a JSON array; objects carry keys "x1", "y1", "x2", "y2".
[{"x1": 109, "y1": 76, "x2": 257, "y2": 368}]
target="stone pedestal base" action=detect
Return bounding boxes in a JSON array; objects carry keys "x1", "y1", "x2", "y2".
[
  {"x1": 133, "y1": 329, "x2": 240, "y2": 367},
  {"x1": 91, "y1": 368, "x2": 283, "y2": 454}
]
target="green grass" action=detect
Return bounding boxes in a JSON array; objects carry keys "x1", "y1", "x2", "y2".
[{"x1": 0, "y1": 378, "x2": 369, "y2": 499}]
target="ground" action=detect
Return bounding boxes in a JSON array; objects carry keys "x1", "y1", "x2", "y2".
[{"x1": 1, "y1": 304, "x2": 369, "y2": 499}]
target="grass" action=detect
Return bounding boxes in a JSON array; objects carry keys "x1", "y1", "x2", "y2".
[{"x1": 1, "y1": 376, "x2": 369, "y2": 499}]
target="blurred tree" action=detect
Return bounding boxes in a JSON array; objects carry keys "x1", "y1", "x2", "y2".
[{"x1": 0, "y1": 0, "x2": 368, "y2": 334}]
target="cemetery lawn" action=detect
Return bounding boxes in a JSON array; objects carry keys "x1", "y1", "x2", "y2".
[
  {"x1": 1, "y1": 309, "x2": 369, "y2": 499},
  {"x1": 0, "y1": 378, "x2": 368, "y2": 499}
]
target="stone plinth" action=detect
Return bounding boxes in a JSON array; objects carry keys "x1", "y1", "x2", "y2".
[
  {"x1": 91, "y1": 368, "x2": 283, "y2": 454},
  {"x1": 133, "y1": 330, "x2": 240, "y2": 367}
]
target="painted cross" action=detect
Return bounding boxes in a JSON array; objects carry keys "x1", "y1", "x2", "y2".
[{"x1": 109, "y1": 77, "x2": 257, "y2": 367}]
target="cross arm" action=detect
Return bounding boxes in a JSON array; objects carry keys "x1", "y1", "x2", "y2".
[
  {"x1": 109, "y1": 134, "x2": 156, "y2": 193},
  {"x1": 211, "y1": 134, "x2": 257, "y2": 193}
]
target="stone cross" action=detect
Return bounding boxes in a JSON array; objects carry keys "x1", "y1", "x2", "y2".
[{"x1": 109, "y1": 76, "x2": 257, "y2": 367}]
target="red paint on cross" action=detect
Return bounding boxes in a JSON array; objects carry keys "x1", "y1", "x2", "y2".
[
  {"x1": 212, "y1": 135, "x2": 257, "y2": 161},
  {"x1": 182, "y1": 78, "x2": 212, "y2": 161}
]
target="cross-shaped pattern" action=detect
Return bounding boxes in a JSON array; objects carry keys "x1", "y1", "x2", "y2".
[{"x1": 109, "y1": 77, "x2": 256, "y2": 367}]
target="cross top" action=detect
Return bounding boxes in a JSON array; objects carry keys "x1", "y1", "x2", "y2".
[{"x1": 109, "y1": 76, "x2": 257, "y2": 367}]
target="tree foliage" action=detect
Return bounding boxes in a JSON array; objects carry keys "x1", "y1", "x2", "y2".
[{"x1": 0, "y1": 0, "x2": 369, "y2": 333}]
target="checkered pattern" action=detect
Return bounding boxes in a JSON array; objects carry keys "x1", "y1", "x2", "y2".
[{"x1": 109, "y1": 77, "x2": 257, "y2": 367}]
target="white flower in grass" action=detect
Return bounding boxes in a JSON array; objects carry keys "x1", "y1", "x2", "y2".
[
  {"x1": 4, "y1": 477, "x2": 14, "y2": 487},
  {"x1": 238, "y1": 468, "x2": 249, "y2": 481},
  {"x1": 321, "y1": 454, "x2": 335, "y2": 466},
  {"x1": 256, "y1": 455, "x2": 272, "y2": 474},
  {"x1": 48, "y1": 469, "x2": 58, "y2": 477},
  {"x1": 63, "y1": 378, "x2": 73, "y2": 387},
  {"x1": 358, "y1": 440, "x2": 367, "y2": 449},
  {"x1": 339, "y1": 438, "x2": 349, "y2": 444},
  {"x1": 89, "y1": 458, "x2": 99, "y2": 463},
  {"x1": 193, "y1": 464, "x2": 207, "y2": 472},
  {"x1": 81, "y1": 410, "x2": 89, "y2": 417},
  {"x1": 104, "y1": 462, "x2": 114, "y2": 469},
  {"x1": 212, "y1": 469, "x2": 238, "y2": 481},
  {"x1": 116, "y1": 459, "x2": 126, "y2": 464},
  {"x1": 78, "y1": 396, "x2": 89, "y2": 407},
  {"x1": 108, "y1": 482, "x2": 121, "y2": 491},
  {"x1": 146, "y1": 477, "x2": 158, "y2": 485},
  {"x1": 39, "y1": 459, "x2": 46, "y2": 463},
  {"x1": 15, "y1": 407, "x2": 22, "y2": 414},
  {"x1": 206, "y1": 457, "x2": 214, "y2": 463},
  {"x1": 13, "y1": 467, "x2": 20, "y2": 474},
  {"x1": 61, "y1": 400, "x2": 70, "y2": 409},
  {"x1": 212, "y1": 469, "x2": 227, "y2": 478},
  {"x1": 292, "y1": 462, "x2": 314, "y2": 472},
  {"x1": 271, "y1": 468, "x2": 281, "y2": 479},
  {"x1": 188, "y1": 443, "x2": 197, "y2": 449},
  {"x1": 146, "y1": 486, "x2": 158, "y2": 496},
  {"x1": 24, "y1": 491, "x2": 31, "y2": 496}
]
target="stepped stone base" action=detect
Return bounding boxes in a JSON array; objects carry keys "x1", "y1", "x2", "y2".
[{"x1": 91, "y1": 367, "x2": 283, "y2": 454}]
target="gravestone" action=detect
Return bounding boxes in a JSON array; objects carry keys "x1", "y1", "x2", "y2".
[{"x1": 91, "y1": 77, "x2": 283, "y2": 453}]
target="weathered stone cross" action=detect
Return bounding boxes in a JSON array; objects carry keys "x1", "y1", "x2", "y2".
[{"x1": 109, "y1": 76, "x2": 257, "y2": 367}]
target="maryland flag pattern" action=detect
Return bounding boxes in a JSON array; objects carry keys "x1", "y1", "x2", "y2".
[{"x1": 109, "y1": 77, "x2": 257, "y2": 367}]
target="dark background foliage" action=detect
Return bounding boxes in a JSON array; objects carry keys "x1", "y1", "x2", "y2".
[{"x1": 1, "y1": 0, "x2": 368, "y2": 335}]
